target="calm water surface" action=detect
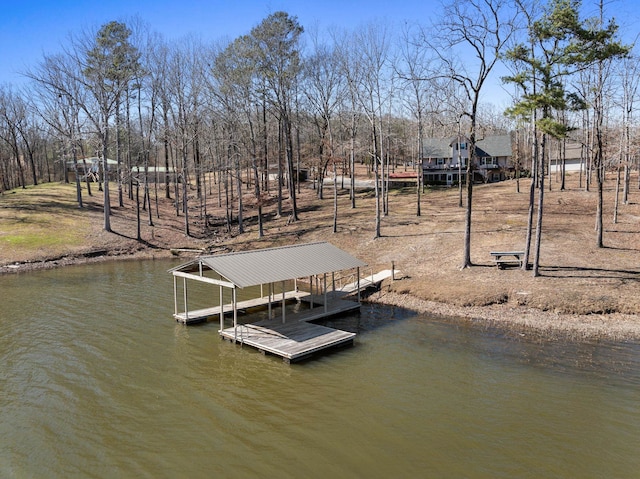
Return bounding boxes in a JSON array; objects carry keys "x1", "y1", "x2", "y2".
[{"x1": 1, "y1": 260, "x2": 639, "y2": 478}]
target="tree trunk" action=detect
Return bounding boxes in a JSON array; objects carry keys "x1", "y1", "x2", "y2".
[
  {"x1": 284, "y1": 114, "x2": 298, "y2": 221},
  {"x1": 236, "y1": 155, "x2": 244, "y2": 234},
  {"x1": 462, "y1": 164, "x2": 473, "y2": 268},
  {"x1": 532, "y1": 133, "x2": 546, "y2": 277},
  {"x1": 163, "y1": 107, "x2": 171, "y2": 199},
  {"x1": 277, "y1": 120, "x2": 283, "y2": 218},
  {"x1": 333, "y1": 161, "x2": 338, "y2": 233},
  {"x1": 135, "y1": 181, "x2": 141, "y2": 241}
]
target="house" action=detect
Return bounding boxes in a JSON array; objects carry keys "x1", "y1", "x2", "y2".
[
  {"x1": 65, "y1": 157, "x2": 116, "y2": 182},
  {"x1": 421, "y1": 134, "x2": 513, "y2": 186},
  {"x1": 548, "y1": 140, "x2": 586, "y2": 173},
  {"x1": 66, "y1": 158, "x2": 177, "y2": 183}
]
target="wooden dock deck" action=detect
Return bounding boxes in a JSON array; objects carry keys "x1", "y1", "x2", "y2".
[
  {"x1": 174, "y1": 290, "x2": 310, "y2": 324},
  {"x1": 219, "y1": 294, "x2": 360, "y2": 362},
  {"x1": 220, "y1": 318, "x2": 356, "y2": 363}
]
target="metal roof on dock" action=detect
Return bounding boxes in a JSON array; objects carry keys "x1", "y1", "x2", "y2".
[{"x1": 169, "y1": 242, "x2": 367, "y2": 288}]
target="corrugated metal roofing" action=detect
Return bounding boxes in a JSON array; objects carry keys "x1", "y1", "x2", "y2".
[{"x1": 170, "y1": 242, "x2": 367, "y2": 289}]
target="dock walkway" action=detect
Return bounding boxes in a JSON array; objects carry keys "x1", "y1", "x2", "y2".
[
  {"x1": 174, "y1": 290, "x2": 310, "y2": 324},
  {"x1": 296, "y1": 293, "x2": 361, "y2": 321},
  {"x1": 338, "y1": 269, "x2": 400, "y2": 293}
]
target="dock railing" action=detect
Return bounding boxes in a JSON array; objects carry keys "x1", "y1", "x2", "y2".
[{"x1": 333, "y1": 267, "x2": 374, "y2": 294}]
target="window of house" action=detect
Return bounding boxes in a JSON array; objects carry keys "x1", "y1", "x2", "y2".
[
  {"x1": 459, "y1": 142, "x2": 467, "y2": 150},
  {"x1": 437, "y1": 158, "x2": 445, "y2": 165},
  {"x1": 481, "y1": 157, "x2": 497, "y2": 166}
]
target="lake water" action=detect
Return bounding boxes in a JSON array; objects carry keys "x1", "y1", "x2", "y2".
[{"x1": 1, "y1": 260, "x2": 639, "y2": 478}]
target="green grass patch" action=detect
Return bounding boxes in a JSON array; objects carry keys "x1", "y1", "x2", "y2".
[{"x1": 0, "y1": 183, "x2": 92, "y2": 261}]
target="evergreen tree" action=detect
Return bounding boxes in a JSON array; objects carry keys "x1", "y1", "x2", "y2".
[{"x1": 504, "y1": 0, "x2": 628, "y2": 275}]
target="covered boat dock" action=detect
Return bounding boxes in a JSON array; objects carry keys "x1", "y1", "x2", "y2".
[{"x1": 168, "y1": 242, "x2": 368, "y2": 362}]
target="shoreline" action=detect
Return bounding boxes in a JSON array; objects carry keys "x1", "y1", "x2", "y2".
[
  {"x1": 368, "y1": 290, "x2": 640, "y2": 344},
  {"x1": 3, "y1": 250, "x2": 640, "y2": 344}
]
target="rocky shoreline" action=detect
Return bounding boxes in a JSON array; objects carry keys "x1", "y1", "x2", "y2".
[{"x1": 368, "y1": 290, "x2": 640, "y2": 343}]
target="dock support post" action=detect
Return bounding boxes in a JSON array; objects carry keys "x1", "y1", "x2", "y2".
[
  {"x1": 357, "y1": 267, "x2": 361, "y2": 303},
  {"x1": 323, "y1": 273, "x2": 328, "y2": 313},
  {"x1": 268, "y1": 283, "x2": 272, "y2": 319},
  {"x1": 233, "y1": 287, "x2": 238, "y2": 343},
  {"x1": 173, "y1": 275, "x2": 178, "y2": 318},
  {"x1": 183, "y1": 277, "x2": 188, "y2": 322},
  {"x1": 392, "y1": 261, "x2": 395, "y2": 280},
  {"x1": 219, "y1": 286, "x2": 224, "y2": 332},
  {"x1": 282, "y1": 280, "x2": 286, "y2": 324},
  {"x1": 309, "y1": 276, "x2": 314, "y2": 309}
]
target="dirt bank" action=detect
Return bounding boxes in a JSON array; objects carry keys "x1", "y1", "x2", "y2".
[
  {"x1": 370, "y1": 289, "x2": 640, "y2": 342},
  {"x1": 2, "y1": 172, "x2": 640, "y2": 343}
]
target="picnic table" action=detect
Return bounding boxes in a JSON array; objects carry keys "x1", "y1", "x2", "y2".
[{"x1": 490, "y1": 251, "x2": 525, "y2": 269}]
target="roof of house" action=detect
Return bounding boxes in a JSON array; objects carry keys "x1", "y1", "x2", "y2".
[
  {"x1": 422, "y1": 134, "x2": 512, "y2": 159},
  {"x1": 475, "y1": 135, "x2": 512, "y2": 158},
  {"x1": 548, "y1": 141, "x2": 584, "y2": 161},
  {"x1": 169, "y1": 242, "x2": 367, "y2": 289},
  {"x1": 422, "y1": 138, "x2": 452, "y2": 158}
]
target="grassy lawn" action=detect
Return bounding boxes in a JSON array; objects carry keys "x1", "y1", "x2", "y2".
[{"x1": 0, "y1": 183, "x2": 92, "y2": 263}]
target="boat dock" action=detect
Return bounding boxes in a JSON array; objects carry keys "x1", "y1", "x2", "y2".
[
  {"x1": 169, "y1": 243, "x2": 399, "y2": 363},
  {"x1": 179, "y1": 288, "x2": 362, "y2": 362},
  {"x1": 220, "y1": 317, "x2": 356, "y2": 363},
  {"x1": 216, "y1": 292, "x2": 362, "y2": 362}
]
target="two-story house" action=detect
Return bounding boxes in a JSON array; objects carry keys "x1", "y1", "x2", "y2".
[{"x1": 421, "y1": 134, "x2": 513, "y2": 186}]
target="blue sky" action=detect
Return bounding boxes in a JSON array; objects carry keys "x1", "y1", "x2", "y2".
[
  {"x1": 2, "y1": 0, "x2": 639, "y2": 106},
  {"x1": 0, "y1": 0, "x2": 433, "y2": 84}
]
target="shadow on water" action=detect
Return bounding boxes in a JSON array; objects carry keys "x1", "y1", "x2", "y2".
[{"x1": 289, "y1": 297, "x2": 640, "y2": 388}]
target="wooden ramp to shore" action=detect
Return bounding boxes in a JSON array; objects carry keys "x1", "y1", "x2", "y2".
[
  {"x1": 173, "y1": 290, "x2": 310, "y2": 324},
  {"x1": 338, "y1": 269, "x2": 400, "y2": 294},
  {"x1": 220, "y1": 318, "x2": 356, "y2": 363}
]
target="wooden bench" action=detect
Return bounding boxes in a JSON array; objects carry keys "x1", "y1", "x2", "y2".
[{"x1": 490, "y1": 251, "x2": 524, "y2": 269}]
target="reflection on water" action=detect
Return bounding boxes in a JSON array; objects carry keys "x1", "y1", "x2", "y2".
[{"x1": 1, "y1": 260, "x2": 639, "y2": 478}]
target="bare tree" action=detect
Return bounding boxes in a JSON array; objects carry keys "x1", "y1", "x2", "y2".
[
  {"x1": 619, "y1": 54, "x2": 640, "y2": 206},
  {"x1": 28, "y1": 21, "x2": 141, "y2": 232},
  {"x1": 31, "y1": 76, "x2": 87, "y2": 206},
  {"x1": 166, "y1": 37, "x2": 207, "y2": 237},
  {"x1": 396, "y1": 22, "x2": 434, "y2": 216},
  {"x1": 302, "y1": 30, "x2": 345, "y2": 200},
  {"x1": 333, "y1": 29, "x2": 365, "y2": 209},
  {"x1": 354, "y1": 22, "x2": 391, "y2": 239},
  {"x1": 248, "y1": 11, "x2": 303, "y2": 222},
  {"x1": 0, "y1": 87, "x2": 27, "y2": 189},
  {"x1": 427, "y1": 0, "x2": 517, "y2": 268}
]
